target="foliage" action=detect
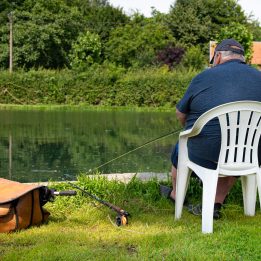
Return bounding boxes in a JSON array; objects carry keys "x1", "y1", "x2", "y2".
[
  {"x1": 168, "y1": 0, "x2": 212, "y2": 48},
  {"x1": 0, "y1": 0, "x2": 24, "y2": 24},
  {"x1": 69, "y1": 31, "x2": 102, "y2": 69},
  {"x1": 204, "y1": 0, "x2": 247, "y2": 32},
  {"x1": 181, "y1": 45, "x2": 207, "y2": 70},
  {"x1": 50, "y1": 174, "x2": 247, "y2": 210},
  {"x1": 216, "y1": 22, "x2": 254, "y2": 63},
  {"x1": 168, "y1": 0, "x2": 247, "y2": 51},
  {"x1": 0, "y1": 66, "x2": 196, "y2": 107},
  {"x1": 86, "y1": 67, "x2": 195, "y2": 107},
  {"x1": 247, "y1": 19, "x2": 261, "y2": 41},
  {"x1": 68, "y1": 0, "x2": 129, "y2": 42},
  {"x1": 156, "y1": 44, "x2": 185, "y2": 70},
  {"x1": 105, "y1": 17, "x2": 175, "y2": 67},
  {"x1": 0, "y1": 0, "x2": 258, "y2": 70},
  {"x1": 0, "y1": 0, "x2": 128, "y2": 69},
  {"x1": 0, "y1": 0, "x2": 84, "y2": 69}
]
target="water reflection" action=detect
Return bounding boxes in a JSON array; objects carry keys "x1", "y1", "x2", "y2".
[{"x1": 0, "y1": 109, "x2": 180, "y2": 182}]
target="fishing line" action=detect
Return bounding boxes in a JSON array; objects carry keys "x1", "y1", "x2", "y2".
[{"x1": 89, "y1": 127, "x2": 183, "y2": 172}]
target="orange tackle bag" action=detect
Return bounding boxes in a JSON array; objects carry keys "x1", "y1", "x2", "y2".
[{"x1": 0, "y1": 178, "x2": 50, "y2": 233}]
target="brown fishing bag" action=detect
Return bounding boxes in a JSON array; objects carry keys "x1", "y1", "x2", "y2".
[{"x1": 0, "y1": 178, "x2": 50, "y2": 233}]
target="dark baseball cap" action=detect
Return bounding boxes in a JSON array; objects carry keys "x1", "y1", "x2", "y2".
[{"x1": 210, "y1": 39, "x2": 245, "y2": 64}]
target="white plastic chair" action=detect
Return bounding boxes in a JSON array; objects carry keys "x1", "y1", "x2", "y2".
[{"x1": 175, "y1": 101, "x2": 261, "y2": 233}]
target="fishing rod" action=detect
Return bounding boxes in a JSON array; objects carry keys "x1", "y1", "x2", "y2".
[
  {"x1": 62, "y1": 128, "x2": 182, "y2": 226},
  {"x1": 89, "y1": 127, "x2": 183, "y2": 172},
  {"x1": 67, "y1": 180, "x2": 130, "y2": 226}
]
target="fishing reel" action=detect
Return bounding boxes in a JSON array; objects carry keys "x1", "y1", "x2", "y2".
[
  {"x1": 115, "y1": 214, "x2": 128, "y2": 226},
  {"x1": 66, "y1": 181, "x2": 131, "y2": 226},
  {"x1": 115, "y1": 210, "x2": 130, "y2": 226}
]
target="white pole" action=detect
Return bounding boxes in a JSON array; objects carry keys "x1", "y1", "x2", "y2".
[{"x1": 8, "y1": 12, "x2": 13, "y2": 73}]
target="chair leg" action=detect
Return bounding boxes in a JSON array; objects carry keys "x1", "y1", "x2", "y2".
[
  {"x1": 241, "y1": 175, "x2": 257, "y2": 216},
  {"x1": 201, "y1": 173, "x2": 219, "y2": 234},
  {"x1": 256, "y1": 171, "x2": 261, "y2": 210},
  {"x1": 175, "y1": 165, "x2": 191, "y2": 220}
]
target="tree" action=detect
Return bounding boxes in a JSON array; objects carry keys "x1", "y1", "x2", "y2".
[
  {"x1": 246, "y1": 19, "x2": 261, "y2": 41},
  {"x1": 0, "y1": 0, "x2": 26, "y2": 23},
  {"x1": 0, "y1": 0, "x2": 84, "y2": 69},
  {"x1": 216, "y1": 22, "x2": 254, "y2": 63},
  {"x1": 69, "y1": 31, "x2": 102, "y2": 69},
  {"x1": 168, "y1": 0, "x2": 212, "y2": 47},
  {"x1": 67, "y1": 0, "x2": 129, "y2": 42},
  {"x1": 168, "y1": 0, "x2": 247, "y2": 48},
  {"x1": 0, "y1": 0, "x2": 130, "y2": 69},
  {"x1": 105, "y1": 16, "x2": 175, "y2": 67}
]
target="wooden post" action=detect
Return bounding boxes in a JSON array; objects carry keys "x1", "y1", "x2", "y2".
[{"x1": 8, "y1": 12, "x2": 13, "y2": 73}]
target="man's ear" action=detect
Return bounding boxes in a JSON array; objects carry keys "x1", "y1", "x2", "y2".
[{"x1": 214, "y1": 52, "x2": 222, "y2": 65}]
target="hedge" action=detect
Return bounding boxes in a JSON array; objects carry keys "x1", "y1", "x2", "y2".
[{"x1": 0, "y1": 66, "x2": 198, "y2": 107}]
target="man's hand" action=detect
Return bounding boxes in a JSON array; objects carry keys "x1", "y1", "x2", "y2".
[{"x1": 176, "y1": 108, "x2": 186, "y2": 126}]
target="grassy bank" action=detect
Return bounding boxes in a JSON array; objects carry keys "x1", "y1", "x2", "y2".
[
  {"x1": 0, "y1": 104, "x2": 176, "y2": 112},
  {"x1": 0, "y1": 175, "x2": 260, "y2": 260}
]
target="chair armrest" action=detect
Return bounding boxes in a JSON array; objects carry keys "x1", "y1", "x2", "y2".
[
  {"x1": 179, "y1": 123, "x2": 205, "y2": 139},
  {"x1": 179, "y1": 128, "x2": 196, "y2": 138}
]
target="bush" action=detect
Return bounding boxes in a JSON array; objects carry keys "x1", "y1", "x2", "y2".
[
  {"x1": 181, "y1": 46, "x2": 207, "y2": 70},
  {"x1": 156, "y1": 44, "x2": 185, "y2": 69},
  {"x1": 0, "y1": 66, "x2": 198, "y2": 107},
  {"x1": 69, "y1": 31, "x2": 102, "y2": 69},
  {"x1": 105, "y1": 19, "x2": 175, "y2": 68},
  {"x1": 112, "y1": 67, "x2": 195, "y2": 107}
]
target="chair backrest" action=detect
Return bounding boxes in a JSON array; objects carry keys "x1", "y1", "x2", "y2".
[{"x1": 190, "y1": 101, "x2": 261, "y2": 172}]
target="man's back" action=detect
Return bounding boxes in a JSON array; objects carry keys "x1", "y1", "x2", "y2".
[
  {"x1": 177, "y1": 59, "x2": 261, "y2": 167},
  {"x1": 184, "y1": 59, "x2": 261, "y2": 130}
]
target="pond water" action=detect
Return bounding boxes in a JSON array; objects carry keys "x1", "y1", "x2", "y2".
[{"x1": 0, "y1": 108, "x2": 181, "y2": 182}]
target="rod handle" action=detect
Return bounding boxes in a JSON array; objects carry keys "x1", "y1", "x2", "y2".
[{"x1": 53, "y1": 190, "x2": 77, "y2": 196}]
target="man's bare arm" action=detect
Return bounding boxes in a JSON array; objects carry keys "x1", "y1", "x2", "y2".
[{"x1": 176, "y1": 108, "x2": 186, "y2": 126}]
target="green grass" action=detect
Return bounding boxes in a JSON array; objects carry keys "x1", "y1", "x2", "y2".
[
  {"x1": 0, "y1": 104, "x2": 175, "y2": 112},
  {"x1": 0, "y1": 175, "x2": 260, "y2": 261}
]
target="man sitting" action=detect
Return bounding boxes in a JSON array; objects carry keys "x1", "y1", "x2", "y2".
[{"x1": 165, "y1": 39, "x2": 261, "y2": 218}]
